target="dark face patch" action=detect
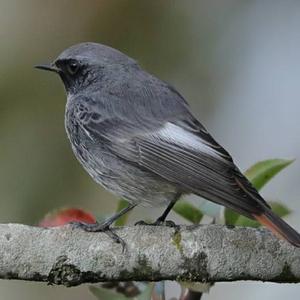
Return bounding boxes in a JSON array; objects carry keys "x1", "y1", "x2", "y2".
[
  {"x1": 54, "y1": 58, "x2": 103, "y2": 94},
  {"x1": 54, "y1": 59, "x2": 82, "y2": 93}
]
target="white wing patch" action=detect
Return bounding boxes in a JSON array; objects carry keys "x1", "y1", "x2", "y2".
[{"x1": 155, "y1": 122, "x2": 224, "y2": 160}]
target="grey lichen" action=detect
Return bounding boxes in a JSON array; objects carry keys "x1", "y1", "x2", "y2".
[
  {"x1": 179, "y1": 252, "x2": 209, "y2": 282},
  {"x1": 48, "y1": 255, "x2": 80, "y2": 286},
  {"x1": 48, "y1": 255, "x2": 100, "y2": 286},
  {"x1": 119, "y1": 255, "x2": 163, "y2": 281},
  {"x1": 272, "y1": 263, "x2": 299, "y2": 283}
]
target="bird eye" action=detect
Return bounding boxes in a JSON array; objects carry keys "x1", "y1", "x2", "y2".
[{"x1": 66, "y1": 61, "x2": 80, "y2": 75}]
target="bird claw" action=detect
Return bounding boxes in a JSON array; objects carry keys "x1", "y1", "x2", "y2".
[
  {"x1": 134, "y1": 220, "x2": 149, "y2": 226},
  {"x1": 69, "y1": 221, "x2": 105, "y2": 231},
  {"x1": 69, "y1": 221, "x2": 127, "y2": 252},
  {"x1": 135, "y1": 219, "x2": 177, "y2": 227}
]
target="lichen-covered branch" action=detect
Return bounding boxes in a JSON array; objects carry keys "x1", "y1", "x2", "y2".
[{"x1": 0, "y1": 223, "x2": 299, "y2": 286}]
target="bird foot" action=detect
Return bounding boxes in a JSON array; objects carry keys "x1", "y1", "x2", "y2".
[
  {"x1": 70, "y1": 221, "x2": 126, "y2": 252},
  {"x1": 135, "y1": 219, "x2": 177, "y2": 227}
]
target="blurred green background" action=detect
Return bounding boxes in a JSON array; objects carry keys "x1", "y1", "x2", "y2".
[{"x1": 1, "y1": 1, "x2": 300, "y2": 299}]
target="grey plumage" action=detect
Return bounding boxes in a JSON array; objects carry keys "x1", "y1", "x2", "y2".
[{"x1": 36, "y1": 42, "x2": 300, "y2": 247}]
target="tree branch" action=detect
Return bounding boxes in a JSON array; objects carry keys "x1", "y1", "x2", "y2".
[{"x1": 1, "y1": 223, "x2": 299, "y2": 286}]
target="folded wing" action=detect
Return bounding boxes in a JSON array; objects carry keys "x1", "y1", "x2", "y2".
[{"x1": 117, "y1": 121, "x2": 270, "y2": 219}]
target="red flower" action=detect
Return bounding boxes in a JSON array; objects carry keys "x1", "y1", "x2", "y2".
[{"x1": 39, "y1": 208, "x2": 96, "y2": 227}]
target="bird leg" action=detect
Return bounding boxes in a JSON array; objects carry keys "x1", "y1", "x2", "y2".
[
  {"x1": 135, "y1": 199, "x2": 177, "y2": 227},
  {"x1": 71, "y1": 203, "x2": 136, "y2": 250}
]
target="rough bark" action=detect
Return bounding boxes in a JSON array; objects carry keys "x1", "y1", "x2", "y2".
[{"x1": 0, "y1": 223, "x2": 299, "y2": 286}]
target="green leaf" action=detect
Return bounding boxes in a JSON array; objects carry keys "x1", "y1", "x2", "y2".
[
  {"x1": 224, "y1": 208, "x2": 239, "y2": 225},
  {"x1": 114, "y1": 199, "x2": 130, "y2": 226},
  {"x1": 233, "y1": 215, "x2": 260, "y2": 228},
  {"x1": 244, "y1": 159, "x2": 294, "y2": 191},
  {"x1": 225, "y1": 201, "x2": 291, "y2": 227},
  {"x1": 270, "y1": 201, "x2": 291, "y2": 217},
  {"x1": 173, "y1": 201, "x2": 203, "y2": 224},
  {"x1": 225, "y1": 159, "x2": 293, "y2": 226},
  {"x1": 89, "y1": 284, "x2": 154, "y2": 300}
]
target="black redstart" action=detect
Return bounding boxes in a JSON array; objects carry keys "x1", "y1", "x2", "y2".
[{"x1": 36, "y1": 42, "x2": 300, "y2": 247}]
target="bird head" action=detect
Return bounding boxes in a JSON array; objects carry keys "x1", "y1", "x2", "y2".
[{"x1": 35, "y1": 42, "x2": 137, "y2": 94}]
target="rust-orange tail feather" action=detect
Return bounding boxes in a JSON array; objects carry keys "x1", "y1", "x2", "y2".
[{"x1": 253, "y1": 209, "x2": 300, "y2": 247}]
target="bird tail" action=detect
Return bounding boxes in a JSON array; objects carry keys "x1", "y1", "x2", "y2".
[{"x1": 253, "y1": 209, "x2": 300, "y2": 247}]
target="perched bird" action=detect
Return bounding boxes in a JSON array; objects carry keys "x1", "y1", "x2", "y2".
[{"x1": 36, "y1": 42, "x2": 300, "y2": 247}]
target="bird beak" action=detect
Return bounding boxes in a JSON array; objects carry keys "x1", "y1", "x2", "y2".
[{"x1": 34, "y1": 63, "x2": 59, "y2": 73}]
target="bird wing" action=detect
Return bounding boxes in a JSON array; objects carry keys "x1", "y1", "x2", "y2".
[
  {"x1": 71, "y1": 79, "x2": 270, "y2": 218},
  {"x1": 116, "y1": 120, "x2": 270, "y2": 217}
]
